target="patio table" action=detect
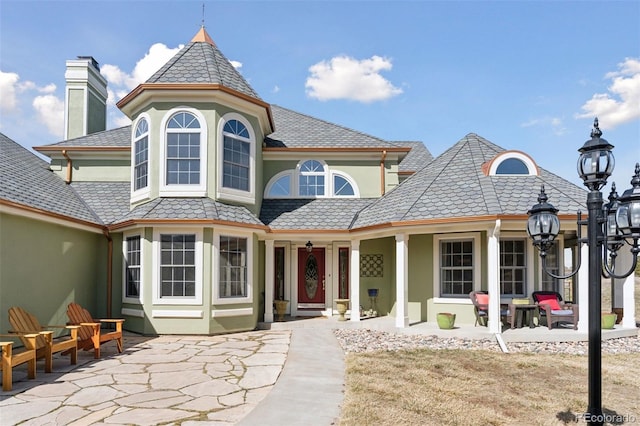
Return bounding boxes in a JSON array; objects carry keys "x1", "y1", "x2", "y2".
[{"x1": 509, "y1": 304, "x2": 539, "y2": 329}]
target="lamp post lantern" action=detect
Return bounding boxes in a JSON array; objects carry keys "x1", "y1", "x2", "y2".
[{"x1": 527, "y1": 119, "x2": 640, "y2": 425}]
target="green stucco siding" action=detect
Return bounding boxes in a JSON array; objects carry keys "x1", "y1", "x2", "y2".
[
  {"x1": 67, "y1": 88, "x2": 85, "y2": 140},
  {"x1": 407, "y1": 234, "x2": 433, "y2": 322},
  {"x1": 86, "y1": 91, "x2": 106, "y2": 135},
  {"x1": 0, "y1": 213, "x2": 105, "y2": 335},
  {"x1": 360, "y1": 238, "x2": 395, "y2": 315}
]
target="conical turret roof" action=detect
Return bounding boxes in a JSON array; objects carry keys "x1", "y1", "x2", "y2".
[{"x1": 145, "y1": 27, "x2": 261, "y2": 100}]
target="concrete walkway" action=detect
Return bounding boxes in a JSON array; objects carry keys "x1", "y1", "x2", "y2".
[{"x1": 1, "y1": 329, "x2": 339, "y2": 425}]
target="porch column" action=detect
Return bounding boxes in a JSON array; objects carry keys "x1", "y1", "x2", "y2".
[
  {"x1": 487, "y1": 220, "x2": 501, "y2": 334},
  {"x1": 264, "y1": 240, "x2": 274, "y2": 323},
  {"x1": 350, "y1": 240, "x2": 361, "y2": 322},
  {"x1": 618, "y1": 249, "x2": 637, "y2": 328},
  {"x1": 577, "y1": 243, "x2": 589, "y2": 332},
  {"x1": 395, "y1": 234, "x2": 409, "y2": 328}
]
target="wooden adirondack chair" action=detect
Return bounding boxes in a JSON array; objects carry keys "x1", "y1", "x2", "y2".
[
  {"x1": 0, "y1": 333, "x2": 38, "y2": 391},
  {"x1": 66, "y1": 303, "x2": 124, "y2": 359},
  {"x1": 8, "y1": 307, "x2": 79, "y2": 373}
]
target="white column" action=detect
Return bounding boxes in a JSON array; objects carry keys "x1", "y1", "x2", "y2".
[
  {"x1": 349, "y1": 240, "x2": 361, "y2": 322},
  {"x1": 395, "y1": 234, "x2": 410, "y2": 328},
  {"x1": 577, "y1": 243, "x2": 589, "y2": 332},
  {"x1": 487, "y1": 220, "x2": 501, "y2": 334},
  {"x1": 618, "y1": 249, "x2": 637, "y2": 328},
  {"x1": 264, "y1": 240, "x2": 274, "y2": 323}
]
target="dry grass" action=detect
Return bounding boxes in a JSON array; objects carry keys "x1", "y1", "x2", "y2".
[
  {"x1": 340, "y1": 350, "x2": 640, "y2": 425},
  {"x1": 340, "y1": 275, "x2": 640, "y2": 425}
]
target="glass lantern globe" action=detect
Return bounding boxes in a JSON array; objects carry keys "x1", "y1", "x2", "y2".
[
  {"x1": 577, "y1": 118, "x2": 614, "y2": 191},
  {"x1": 527, "y1": 186, "x2": 560, "y2": 251}
]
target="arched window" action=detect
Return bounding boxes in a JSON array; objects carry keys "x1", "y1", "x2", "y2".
[
  {"x1": 333, "y1": 173, "x2": 356, "y2": 196},
  {"x1": 264, "y1": 161, "x2": 359, "y2": 198},
  {"x1": 488, "y1": 151, "x2": 538, "y2": 176},
  {"x1": 133, "y1": 118, "x2": 149, "y2": 191},
  {"x1": 265, "y1": 171, "x2": 292, "y2": 198},
  {"x1": 496, "y1": 158, "x2": 529, "y2": 175},
  {"x1": 298, "y1": 160, "x2": 326, "y2": 196},
  {"x1": 222, "y1": 119, "x2": 251, "y2": 191},
  {"x1": 166, "y1": 112, "x2": 201, "y2": 185}
]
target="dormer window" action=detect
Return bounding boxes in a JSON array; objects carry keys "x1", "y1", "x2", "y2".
[
  {"x1": 264, "y1": 159, "x2": 359, "y2": 198},
  {"x1": 133, "y1": 118, "x2": 149, "y2": 191},
  {"x1": 488, "y1": 151, "x2": 538, "y2": 176}
]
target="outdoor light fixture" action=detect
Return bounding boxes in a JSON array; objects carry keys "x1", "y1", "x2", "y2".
[
  {"x1": 527, "y1": 118, "x2": 640, "y2": 426},
  {"x1": 305, "y1": 241, "x2": 313, "y2": 253}
]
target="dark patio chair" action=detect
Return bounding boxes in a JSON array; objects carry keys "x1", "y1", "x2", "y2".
[{"x1": 531, "y1": 291, "x2": 578, "y2": 330}]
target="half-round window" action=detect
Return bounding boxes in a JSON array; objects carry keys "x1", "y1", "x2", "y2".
[
  {"x1": 496, "y1": 158, "x2": 529, "y2": 175},
  {"x1": 488, "y1": 151, "x2": 538, "y2": 176}
]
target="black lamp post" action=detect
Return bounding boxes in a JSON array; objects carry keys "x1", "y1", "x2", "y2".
[{"x1": 527, "y1": 119, "x2": 640, "y2": 425}]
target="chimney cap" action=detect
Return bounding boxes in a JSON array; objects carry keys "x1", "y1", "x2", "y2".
[{"x1": 76, "y1": 56, "x2": 100, "y2": 70}]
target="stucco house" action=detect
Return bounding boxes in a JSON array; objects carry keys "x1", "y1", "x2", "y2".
[{"x1": 1, "y1": 28, "x2": 636, "y2": 336}]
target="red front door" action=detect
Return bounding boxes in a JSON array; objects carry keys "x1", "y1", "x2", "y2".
[{"x1": 298, "y1": 247, "x2": 325, "y2": 309}]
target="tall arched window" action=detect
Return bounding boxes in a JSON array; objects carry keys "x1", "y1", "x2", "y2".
[
  {"x1": 166, "y1": 112, "x2": 201, "y2": 185},
  {"x1": 133, "y1": 118, "x2": 149, "y2": 191},
  {"x1": 222, "y1": 119, "x2": 251, "y2": 191}
]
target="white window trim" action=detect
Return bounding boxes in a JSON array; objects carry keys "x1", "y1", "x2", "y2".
[
  {"x1": 122, "y1": 231, "x2": 144, "y2": 305},
  {"x1": 264, "y1": 170, "x2": 294, "y2": 198},
  {"x1": 499, "y1": 237, "x2": 528, "y2": 297},
  {"x1": 489, "y1": 151, "x2": 538, "y2": 176},
  {"x1": 152, "y1": 228, "x2": 203, "y2": 305},
  {"x1": 213, "y1": 230, "x2": 253, "y2": 305},
  {"x1": 130, "y1": 113, "x2": 151, "y2": 203},
  {"x1": 432, "y1": 232, "x2": 481, "y2": 301},
  {"x1": 330, "y1": 170, "x2": 360, "y2": 198},
  {"x1": 159, "y1": 107, "x2": 208, "y2": 197},
  {"x1": 296, "y1": 159, "x2": 328, "y2": 198},
  {"x1": 217, "y1": 112, "x2": 256, "y2": 204}
]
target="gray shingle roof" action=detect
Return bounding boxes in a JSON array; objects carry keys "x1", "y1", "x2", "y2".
[
  {"x1": 260, "y1": 198, "x2": 374, "y2": 230},
  {"x1": 146, "y1": 41, "x2": 261, "y2": 100},
  {"x1": 0, "y1": 133, "x2": 101, "y2": 224},
  {"x1": 43, "y1": 126, "x2": 131, "y2": 148},
  {"x1": 115, "y1": 198, "x2": 264, "y2": 226},
  {"x1": 394, "y1": 141, "x2": 433, "y2": 173},
  {"x1": 266, "y1": 105, "x2": 403, "y2": 149},
  {"x1": 352, "y1": 133, "x2": 587, "y2": 228},
  {"x1": 71, "y1": 182, "x2": 131, "y2": 224}
]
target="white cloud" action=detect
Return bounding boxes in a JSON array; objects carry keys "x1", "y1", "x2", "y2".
[
  {"x1": 576, "y1": 57, "x2": 640, "y2": 128},
  {"x1": 0, "y1": 71, "x2": 20, "y2": 112},
  {"x1": 230, "y1": 60, "x2": 242, "y2": 70},
  {"x1": 521, "y1": 116, "x2": 566, "y2": 135},
  {"x1": 305, "y1": 55, "x2": 403, "y2": 103},
  {"x1": 101, "y1": 43, "x2": 184, "y2": 98},
  {"x1": 33, "y1": 94, "x2": 64, "y2": 137},
  {"x1": 272, "y1": 85, "x2": 280, "y2": 94}
]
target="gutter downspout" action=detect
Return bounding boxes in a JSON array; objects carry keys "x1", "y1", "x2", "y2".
[
  {"x1": 380, "y1": 150, "x2": 387, "y2": 195},
  {"x1": 103, "y1": 229, "x2": 113, "y2": 318},
  {"x1": 62, "y1": 150, "x2": 73, "y2": 184}
]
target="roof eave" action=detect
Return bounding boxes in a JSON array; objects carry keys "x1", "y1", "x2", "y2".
[{"x1": 116, "y1": 83, "x2": 274, "y2": 135}]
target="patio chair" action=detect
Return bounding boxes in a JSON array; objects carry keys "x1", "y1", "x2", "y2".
[
  {"x1": 0, "y1": 333, "x2": 38, "y2": 391},
  {"x1": 531, "y1": 291, "x2": 578, "y2": 330},
  {"x1": 469, "y1": 291, "x2": 509, "y2": 327},
  {"x1": 66, "y1": 302, "x2": 124, "y2": 359},
  {"x1": 8, "y1": 306, "x2": 79, "y2": 373}
]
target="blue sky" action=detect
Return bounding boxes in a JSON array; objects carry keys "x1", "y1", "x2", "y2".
[{"x1": 1, "y1": 0, "x2": 639, "y2": 195}]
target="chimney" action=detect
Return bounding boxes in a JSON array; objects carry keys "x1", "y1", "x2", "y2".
[{"x1": 64, "y1": 56, "x2": 108, "y2": 140}]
